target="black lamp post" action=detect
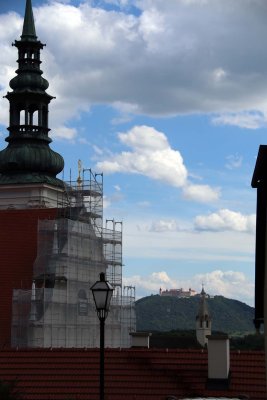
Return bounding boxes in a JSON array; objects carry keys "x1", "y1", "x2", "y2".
[{"x1": 91, "y1": 272, "x2": 114, "y2": 400}]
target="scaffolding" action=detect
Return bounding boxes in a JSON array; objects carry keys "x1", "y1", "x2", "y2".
[{"x1": 11, "y1": 170, "x2": 136, "y2": 348}]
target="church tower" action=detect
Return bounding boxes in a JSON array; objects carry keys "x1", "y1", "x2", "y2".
[
  {"x1": 0, "y1": 0, "x2": 64, "y2": 208},
  {"x1": 196, "y1": 286, "x2": 211, "y2": 347},
  {"x1": 0, "y1": 0, "x2": 65, "y2": 347}
]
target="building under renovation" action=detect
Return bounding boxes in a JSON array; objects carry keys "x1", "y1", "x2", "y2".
[
  {"x1": 11, "y1": 170, "x2": 136, "y2": 348},
  {"x1": 0, "y1": 0, "x2": 135, "y2": 348}
]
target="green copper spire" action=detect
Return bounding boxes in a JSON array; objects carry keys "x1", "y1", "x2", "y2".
[{"x1": 21, "y1": 0, "x2": 37, "y2": 40}]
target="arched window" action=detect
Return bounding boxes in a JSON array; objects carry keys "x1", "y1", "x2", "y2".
[
  {"x1": 32, "y1": 110, "x2": 38, "y2": 126},
  {"x1": 20, "y1": 109, "x2": 26, "y2": 125}
]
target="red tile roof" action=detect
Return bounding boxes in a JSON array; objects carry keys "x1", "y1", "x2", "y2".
[{"x1": 0, "y1": 348, "x2": 265, "y2": 399}]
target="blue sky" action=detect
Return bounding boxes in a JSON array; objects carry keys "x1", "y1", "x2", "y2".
[{"x1": 1, "y1": 0, "x2": 266, "y2": 305}]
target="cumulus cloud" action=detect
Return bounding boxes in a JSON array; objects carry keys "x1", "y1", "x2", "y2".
[
  {"x1": 123, "y1": 269, "x2": 254, "y2": 305},
  {"x1": 123, "y1": 271, "x2": 176, "y2": 295},
  {"x1": 194, "y1": 209, "x2": 256, "y2": 233},
  {"x1": 96, "y1": 125, "x2": 188, "y2": 187},
  {"x1": 1, "y1": 0, "x2": 267, "y2": 131},
  {"x1": 195, "y1": 270, "x2": 254, "y2": 305},
  {"x1": 96, "y1": 125, "x2": 218, "y2": 203}
]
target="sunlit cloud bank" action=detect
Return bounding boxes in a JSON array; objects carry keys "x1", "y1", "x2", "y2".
[{"x1": 123, "y1": 269, "x2": 254, "y2": 306}]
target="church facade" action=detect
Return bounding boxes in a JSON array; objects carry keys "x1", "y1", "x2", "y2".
[{"x1": 0, "y1": 0, "x2": 135, "y2": 348}]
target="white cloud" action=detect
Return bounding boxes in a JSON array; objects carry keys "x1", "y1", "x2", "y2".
[
  {"x1": 102, "y1": 189, "x2": 124, "y2": 210},
  {"x1": 1, "y1": 1, "x2": 267, "y2": 130},
  {"x1": 123, "y1": 269, "x2": 254, "y2": 305},
  {"x1": 195, "y1": 270, "x2": 254, "y2": 305},
  {"x1": 97, "y1": 0, "x2": 131, "y2": 7},
  {"x1": 103, "y1": 195, "x2": 111, "y2": 209},
  {"x1": 96, "y1": 125, "x2": 188, "y2": 187},
  {"x1": 212, "y1": 111, "x2": 267, "y2": 129},
  {"x1": 96, "y1": 125, "x2": 218, "y2": 203},
  {"x1": 149, "y1": 219, "x2": 180, "y2": 232},
  {"x1": 138, "y1": 7, "x2": 165, "y2": 52},
  {"x1": 123, "y1": 217, "x2": 255, "y2": 265},
  {"x1": 78, "y1": 137, "x2": 91, "y2": 145},
  {"x1": 194, "y1": 209, "x2": 256, "y2": 233},
  {"x1": 119, "y1": 125, "x2": 168, "y2": 152},
  {"x1": 111, "y1": 101, "x2": 140, "y2": 124},
  {"x1": 123, "y1": 270, "x2": 175, "y2": 295},
  {"x1": 182, "y1": 184, "x2": 220, "y2": 203},
  {"x1": 52, "y1": 126, "x2": 78, "y2": 140},
  {"x1": 225, "y1": 154, "x2": 243, "y2": 170},
  {"x1": 96, "y1": 145, "x2": 105, "y2": 155}
]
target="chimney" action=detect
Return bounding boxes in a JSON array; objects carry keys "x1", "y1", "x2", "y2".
[
  {"x1": 130, "y1": 332, "x2": 152, "y2": 348},
  {"x1": 206, "y1": 334, "x2": 230, "y2": 389}
]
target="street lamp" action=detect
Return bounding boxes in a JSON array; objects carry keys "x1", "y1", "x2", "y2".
[{"x1": 91, "y1": 272, "x2": 114, "y2": 400}]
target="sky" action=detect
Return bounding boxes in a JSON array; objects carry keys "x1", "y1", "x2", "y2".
[{"x1": 1, "y1": 0, "x2": 267, "y2": 306}]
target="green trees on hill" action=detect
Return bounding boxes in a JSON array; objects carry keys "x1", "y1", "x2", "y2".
[
  {"x1": 135, "y1": 295, "x2": 263, "y2": 350},
  {"x1": 135, "y1": 295, "x2": 255, "y2": 334}
]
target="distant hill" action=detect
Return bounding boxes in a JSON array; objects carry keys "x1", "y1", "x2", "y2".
[{"x1": 135, "y1": 295, "x2": 255, "y2": 335}]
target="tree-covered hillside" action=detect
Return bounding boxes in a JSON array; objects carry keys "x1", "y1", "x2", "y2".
[{"x1": 135, "y1": 295, "x2": 255, "y2": 334}]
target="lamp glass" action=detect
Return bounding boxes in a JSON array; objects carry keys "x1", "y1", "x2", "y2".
[{"x1": 91, "y1": 273, "x2": 113, "y2": 318}]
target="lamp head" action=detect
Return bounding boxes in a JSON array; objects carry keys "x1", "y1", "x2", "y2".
[{"x1": 90, "y1": 272, "x2": 114, "y2": 321}]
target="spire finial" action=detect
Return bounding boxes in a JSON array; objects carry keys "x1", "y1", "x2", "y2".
[
  {"x1": 21, "y1": 0, "x2": 37, "y2": 40},
  {"x1": 201, "y1": 282, "x2": 206, "y2": 295}
]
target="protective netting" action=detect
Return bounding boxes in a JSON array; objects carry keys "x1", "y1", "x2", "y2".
[{"x1": 11, "y1": 171, "x2": 135, "y2": 348}]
